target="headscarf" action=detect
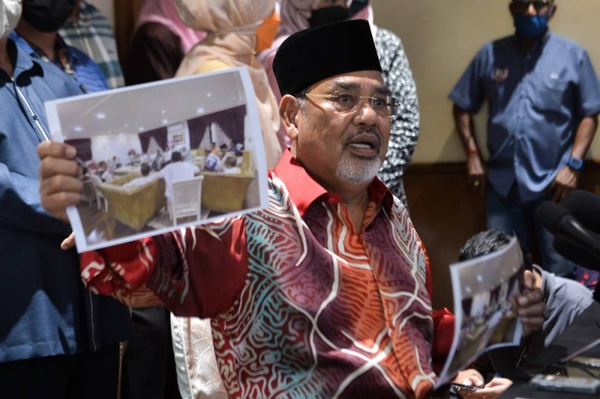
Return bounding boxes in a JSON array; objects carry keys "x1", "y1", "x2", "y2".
[
  {"x1": 1, "y1": 0, "x2": 21, "y2": 40},
  {"x1": 175, "y1": 0, "x2": 281, "y2": 168},
  {"x1": 136, "y1": 0, "x2": 206, "y2": 54},
  {"x1": 277, "y1": 0, "x2": 321, "y2": 37},
  {"x1": 350, "y1": 0, "x2": 377, "y2": 38}
]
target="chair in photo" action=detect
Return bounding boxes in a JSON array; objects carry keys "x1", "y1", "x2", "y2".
[
  {"x1": 168, "y1": 176, "x2": 204, "y2": 226},
  {"x1": 87, "y1": 174, "x2": 108, "y2": 212}
]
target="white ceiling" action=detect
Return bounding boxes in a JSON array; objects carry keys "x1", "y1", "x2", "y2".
[{"x1": 56, "y1": 70, "x2": 247, "y2": 140}]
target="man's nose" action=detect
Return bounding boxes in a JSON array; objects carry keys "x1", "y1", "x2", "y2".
[{"x1": 526, "y1": 3, "x2": 537, "y2": 16}]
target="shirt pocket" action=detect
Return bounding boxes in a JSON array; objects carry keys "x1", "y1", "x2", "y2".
[{"x1": 533, "y1": 76, "x2": 569, "y2": 114}]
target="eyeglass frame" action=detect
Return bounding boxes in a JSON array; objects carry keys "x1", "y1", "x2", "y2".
[
  {"x1": 300, "y1": 92, "x2": 401, "y2": 119},
  {"x1": 511, "y1": 0, "x2": 554, "y2": 14}
]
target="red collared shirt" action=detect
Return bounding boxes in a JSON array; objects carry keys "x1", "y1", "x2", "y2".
[{"x1": 82, "y1": 150, "x2": 440, "y2": 398}]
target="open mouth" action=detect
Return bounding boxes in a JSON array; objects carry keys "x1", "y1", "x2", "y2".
[{"x1": 346, "y1": 133, "x2": 381, "y2": 157}]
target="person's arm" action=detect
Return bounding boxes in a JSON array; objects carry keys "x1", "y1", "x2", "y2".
[
  {"x1": 550, "y1": 114, "x2": 598, "y2": 202},
  {"x1": 453, "y1": 104, "x2": 487, "y2": 195}
]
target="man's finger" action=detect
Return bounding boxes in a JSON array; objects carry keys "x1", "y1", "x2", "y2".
[
  {"x1": 40, "y1": 174, "x2": 83, "y2": 198},
  {"x1": 42, "y1": 192, "x2": 81, "y2": 221},
  {"x1": 61, "y1": 233, "x2": 76, "y2": 250},
  {"x1": 39, "y1": 157, "x2": 80, "y2": 180},
  {"x1": 37, "y1": 141, "x2": 77, "y2": 161}
]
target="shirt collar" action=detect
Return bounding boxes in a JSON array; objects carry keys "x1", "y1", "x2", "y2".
[
  {"x1": 2, "y1": 38, "x2": 44, "y2": 83},
  {"x1": 9, "y1": 31, "x2": 77, "y2": 64},
  {"x1": 271, "y1": 149, "x2": 394, "y2": 216},
  {"x1": 513, "y1": 29, "x2": 552, "y2": 53}
]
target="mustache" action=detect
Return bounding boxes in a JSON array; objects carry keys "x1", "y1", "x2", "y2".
[{"x1": 346, "y1": 127, "x2": 383, "y2": 147}]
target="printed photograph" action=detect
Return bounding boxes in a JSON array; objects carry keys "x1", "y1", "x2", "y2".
[
  {"x1": 45, "y1": 68, "x2": 267, "y2": 252},
  {"x1": 437, "y1": 238, "x2": 525, "y2": 385}
]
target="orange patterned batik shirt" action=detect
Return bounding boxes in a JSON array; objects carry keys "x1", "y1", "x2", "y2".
[{"x1": 81, "y1": 150, "x2": 438, "y2": 398}]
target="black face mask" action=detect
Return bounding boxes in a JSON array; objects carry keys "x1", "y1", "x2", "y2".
[
  {"x1": 22, "y1": 0, "x2": 76, "y2": 33},
  {"x1": 308, "y1": 6, "x2": 350, "y2": 28}
]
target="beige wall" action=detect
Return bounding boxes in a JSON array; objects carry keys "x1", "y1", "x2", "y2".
[
  {"x1": 373, "y1": 0, "x2": 600, "y2": 163},
  {"x1": 88, "y1": 0, "x2": 114, "y2": 26}
]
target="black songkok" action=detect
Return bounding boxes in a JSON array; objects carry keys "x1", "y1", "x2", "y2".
[{"x1": 273, "y1": 20, "x2": 382, "y2": 96}]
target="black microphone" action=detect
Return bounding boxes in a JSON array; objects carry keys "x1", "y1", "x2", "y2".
[
  {"x1": 561, "y1": 190, "x2": 600, "y2": 235},
  {"x1": 535, "y1": 201, "x2": 600, "y2": 271}
]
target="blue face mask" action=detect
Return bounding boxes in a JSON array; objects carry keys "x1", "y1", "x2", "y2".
[{"x1": 513, "y1": 14, "x2": 550, "y2": 38}]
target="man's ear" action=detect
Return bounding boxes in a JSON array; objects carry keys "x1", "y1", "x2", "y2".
[
  {"x1": 280, "y1": 95, "x2": 301, "y2": 142},
  {"x1": 549, "y1": 4, "x2": 557, "y2": 20}
]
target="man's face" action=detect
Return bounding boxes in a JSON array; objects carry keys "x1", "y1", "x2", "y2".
[{"x1": 291, "y1": 70, "x2": 391, "y2": 191}]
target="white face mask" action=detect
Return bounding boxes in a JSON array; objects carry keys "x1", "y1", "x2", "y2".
[{"x1": 1, "y1": 0, "x2": 21, "y2": 41}]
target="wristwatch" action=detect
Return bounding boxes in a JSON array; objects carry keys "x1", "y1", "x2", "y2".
[{"x1": 566, "y1": 157, "x2": 584, "y2": 170}]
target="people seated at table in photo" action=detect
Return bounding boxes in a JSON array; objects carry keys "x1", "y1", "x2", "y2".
[
  {"x1": 222, "y1": 156, "x2": 240, "y2": 174},
  {"x1": 229, "y1": 141, "x2": 243, "y2": 156},
  {"x1": 122, "y1": 163, "x2": 157, "y2": 189},
  {"x1": 108, "y1": 155, "x2": 121, "y2": 169},
  {"x1": 98, "y1": 161, "x2": 114, "y2": 183},
  {"x1": 158, "y1": 151, "x2": 200, "y2": 202},
  {"x1": 204, "y1": 144, "x2": 223, "y2": 172},
  {"x1": 128, "y1": 149, "x2": 140, "y2": 166}
]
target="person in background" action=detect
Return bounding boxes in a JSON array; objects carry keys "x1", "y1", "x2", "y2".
[
  {"x1": 11, "y1": 0, "x2": 108, "y2": 94},
  {"x1": 450, "y1": 0, "x2": 600, "y2": 279},
  {"x1": 123, "y1": 163, "x2": 156, "y2": 189},
  {"x1": 205, "y1": 144, "x2": 224, "y2": 172},
  {"x1": 259, "y1": 0, "x2": 420, "y2": 207},
  {"x1": 124, "y1": 0, "x2": 206, "y2": 85},
  {"x1": 38, "y1": 20, "x2": 545, "y2": 399},
  {"x1": 222, "y1": 156, "x2": 240, "y2": 174},
  {"x1": 158, "y1": 151, "x2": 200, "y2": 203},
  {"x1": 59, "y1": 0, "x2": 124, "y2": 88},
  {"x1": 0, "y1": 2, "x2": 131, "y2": 398}
]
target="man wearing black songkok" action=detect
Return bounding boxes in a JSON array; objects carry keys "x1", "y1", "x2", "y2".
[{"x1": 38, "y1": 20, "x2": 546, "y2": 399}]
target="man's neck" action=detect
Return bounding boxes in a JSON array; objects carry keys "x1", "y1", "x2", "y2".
[
  {"x1": 517, "y1": 30, "x2": 548, "y2": 52},
  {"x1": 15, "y1": 20, "x2": 58, "y2": 61},
  {"x1": 0, "y1": 39, "x2": 14, "y2": 78},
  {"x1": 320, "y1": 178, "x2": 371, "y2": 232}
]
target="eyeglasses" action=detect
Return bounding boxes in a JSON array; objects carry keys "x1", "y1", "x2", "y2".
[
  {"x1": 303, "y1": 92, "x2": 400, "y2": 118},
  {"x1": 512, "y1": 0, "x2": 552, "y2": 14}
]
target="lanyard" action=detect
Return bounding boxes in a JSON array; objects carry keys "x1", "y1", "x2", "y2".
[{"x1": 14, "y1": 82, "x2": 51, "y2": 142}]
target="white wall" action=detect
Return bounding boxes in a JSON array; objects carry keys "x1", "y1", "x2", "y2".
[{"x1": 373, "y1": 0, "x2": 600, "y2": 163}]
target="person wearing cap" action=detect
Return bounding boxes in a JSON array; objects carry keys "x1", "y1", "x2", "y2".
[
  {"x1": 38, "y1": 20, "x2": 545, "y2": 398},
  {"x1": 450, "y1": 0, "x2": 600, "y2": 279}
]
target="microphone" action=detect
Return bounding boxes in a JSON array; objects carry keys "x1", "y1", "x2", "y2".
[
  {"x1": 535, "y1": 201, "x2": 600, "y2": 271},
  {"x1": 561, "y1": 190, "x2": 600, "y2": 235}
]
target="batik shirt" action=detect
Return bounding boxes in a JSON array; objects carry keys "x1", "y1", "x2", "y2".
[{"x1": 81, "y1": 150, "x2": 437, "y2": 398}]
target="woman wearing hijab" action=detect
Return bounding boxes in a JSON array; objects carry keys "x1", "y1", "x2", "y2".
[
  {"x1": 169, "y1": 1, "x2": 282, "y2": 397},
  {"x1": 124, "y1": 0, "x2": 206, "y2": 85},
  {"x1": 175, "y1": 0, "x2": 282, "y2": 169},
  {"x1": 259, "y1": 0, "x2": 420, "y2": 207}
]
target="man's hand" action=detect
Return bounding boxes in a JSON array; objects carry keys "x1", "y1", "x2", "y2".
[
  {"x1": 549, "y1": 165, "x2": 579, "y2": 202},
  {"x1": 38, "y1": 141, "x2": 82, "y2": 223},
  {"x1": 518, "y1": 270, "x2": 546, "y2": 337},
  {"x1": 460, "y1": 377, "x2": 513, "y2": 398},
  {"x1": 467, "y1": 154, "x2": 487, "y2": 196}
]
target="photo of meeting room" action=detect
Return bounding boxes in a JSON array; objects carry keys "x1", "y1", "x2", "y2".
[
  {"x1": 438, "y1": 238, "x2": 525, "y2": 383},
  {"x1": 45, "y1": 68, "x2": 267, "y2": 252}
]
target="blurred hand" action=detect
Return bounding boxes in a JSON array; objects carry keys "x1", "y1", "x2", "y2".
[
  {"x1": 460, "y1": 377, "x2": 513, "y2": 398},
  {"x1": 518, "y1": 270, "x2": 546, "y2": 337},
  {"x1": 467, "y1": 154, "x2": 487, "y2": 196},
  {"x1": 61, "y1": 232, "x2": 76, "y2": 250},
  {"x1": 38, "y1": 141, "x2": 82, "y2": 223},
  {"x1": 549, "y1": 165, "x2": 579, "y2": 202},
  {"x1": 453, "y1": 368, "x2": 484, "y2": 387}
]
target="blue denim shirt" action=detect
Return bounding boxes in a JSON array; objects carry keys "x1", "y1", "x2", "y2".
[
  {"x1": 10, "y1": 31, "x2": 109, "y2": 94},
  {"x1": 0, "y1": 39, "x2": 131, "y2": 363},
  {"x1": 450, "y1": 32, "x2": 600, "y2": 202}
]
